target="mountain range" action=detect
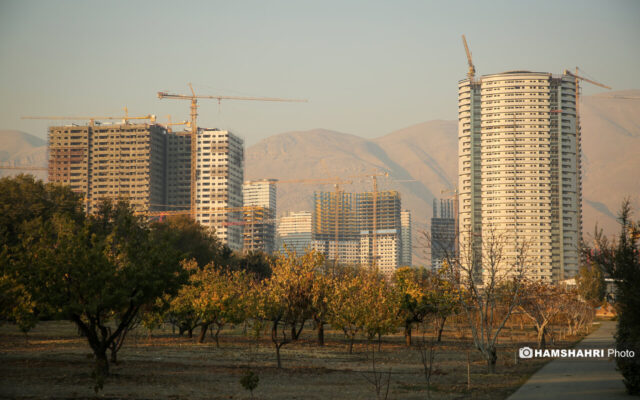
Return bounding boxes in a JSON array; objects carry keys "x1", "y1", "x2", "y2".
[{"x1": 2, "y1": 90, "x2": 639, "y2": 264}]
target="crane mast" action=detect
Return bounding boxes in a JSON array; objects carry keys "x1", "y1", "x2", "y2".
[{"x1": 157, "y1": 83, "x2": 307, "y2": 219}]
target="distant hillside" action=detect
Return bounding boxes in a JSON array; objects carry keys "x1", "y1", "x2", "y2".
[
  {"x1": 247, "y1": 90, "x2": 640, "y2": 264},
  {"x1": 2, "y1": 90, "x2": 638, "y2": 265},
  {"x1": 0, "y1": 130, "x2": 47, "y2": 180}
]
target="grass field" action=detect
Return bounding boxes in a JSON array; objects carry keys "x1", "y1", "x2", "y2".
[{"x1": 0, "y1": 320, "x2": 592, "y2": 399}]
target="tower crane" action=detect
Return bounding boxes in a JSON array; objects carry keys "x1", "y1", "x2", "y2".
[
  {"x1": 162, "y1": 115, "x2": 190, "y2": 133},
  {"x1": 346, "y1": 170, "x2": 389, "y2": 269},
  {"x1": 563, "y1": 68, "x2": 611, "y2": 237},
  {"x1": 0, "y1": 165, "x2": 47, "y2": 171},
  {"x1": 22, "y1": 110, "x2": 157, "y2": 125},
  {"x1": 462, "y1": 34, "x2": 476, "y2": 81},
  {"x1": 277, "y1": 176, "x2": 353, "y2": 263},
  {"x1": 157, "y1": 83, "x2": 307, "y2": 219}
]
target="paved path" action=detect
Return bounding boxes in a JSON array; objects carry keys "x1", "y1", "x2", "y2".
[{"x1": 508, "y1": 321, "x2": 630, "y2": 399}]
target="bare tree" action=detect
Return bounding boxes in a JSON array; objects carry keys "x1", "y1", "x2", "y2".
[
  {"x1": 440, "y1": 226, "x2": 529, "y2": 373},
  {"x1": 416, "y1": 331, "x2": 437, "y2": 399}
]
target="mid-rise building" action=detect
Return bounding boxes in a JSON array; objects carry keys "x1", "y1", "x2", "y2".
[
  {"x1": 243, "y1": 179, "x2": 277, "y2": 254},
  {"x1": 312, "y1": 190, "x2": 404, "y2": 276},
  {"x1": 195, "y1": 129, "x2": 244, "y2": 251},
  {"x1": 431, "y1": 199, "x2": 456, "y2": 271},
  {"x1": 166, "y1": 131, "x2": 191, "y2": 211},
  {"x1": 458, "y1": 70, "x2": 580, "y2": 282},
  {"x1": 48, "y1": 122, "x2": 168, "y2": 214},
  {"x1": 277, "y1": 211, "x2": 313, "y2": 255},
  {"x1": 356, "y1": 191, "x2": 402, "y2": 274},
  {"x1": 401, "y1": 210, "x2": 412, "y2": 267}
]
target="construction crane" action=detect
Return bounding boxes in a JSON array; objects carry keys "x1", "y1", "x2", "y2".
[
  {"x1": 22, "y1": 110, "x2": 157, "y2": 125},
  {"x1": 277, "y1": 175, "x2": 353, "y2": 263},
  {"x1": 157, "y1": 83, "x2": 307, "y2": 219},
  {"x1": 564, "y1": 68, "x2": 611, "y2": 237},
  {"x1": 347, "y1": 170, "x2": 389, "y2": 269},
  {"x1": 162, "y1": 115, "x2": 190, "y2": 133},
  {"x1": 462, "y1": 34, "x2": 476, "y2": 81},
  {"x1": 0, "y1": 165, "x2": 47, "y2": 171}
]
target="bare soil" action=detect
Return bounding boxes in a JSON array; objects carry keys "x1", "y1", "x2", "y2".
[{"x1": 0, "y1": 321, "x2": 590, "y2": 399}]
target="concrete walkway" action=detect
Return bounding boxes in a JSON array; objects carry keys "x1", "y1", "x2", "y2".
[{"x1": 508, "y1": 321, "x2": 631, "y2": 399}]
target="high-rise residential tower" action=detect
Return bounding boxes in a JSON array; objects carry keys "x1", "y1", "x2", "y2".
[
  {"x1": 243, "y1": 179, "x2": 277, "y2": 254},
  {"x1": 458, "y1": 71, "x2": 580, "y2": 282},
  {"x1": 195, "y1": 129, "x2": 244, "y2": 251}
]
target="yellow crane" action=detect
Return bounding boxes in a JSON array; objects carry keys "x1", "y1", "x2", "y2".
[
  {"x1": 22, "y1": 109, "x2": 157, "y2": 125},
  {"x1": 162, "y1": 115, "x2": 190, "y2": 133},
  {"x1": 277, "y1": 176, "x2": 353, "y2": 263},
  {"x1": 564, "y1": 68, "x2": 611, "y2": 236},
  {"x1": 346, "y1": 170, "x2": 389, "y2": 269},
  {"x1": 157, "y1": 83, "x2": 307, "y2": 219},
  {"x1": 462, "y1": 34, "x2": 476, "y2": 81},
  {"x1": 0, "y1": 165, "x2": 47, "y2": 171}
]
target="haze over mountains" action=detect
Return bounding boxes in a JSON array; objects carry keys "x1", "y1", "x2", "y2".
[{"x1": 2, "y1": 90, "x2": 639, "y2": 264}]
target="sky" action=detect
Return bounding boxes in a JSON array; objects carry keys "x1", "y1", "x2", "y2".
[{"x1": 1, "y1": 0, "x2": 639, "y2": 145}]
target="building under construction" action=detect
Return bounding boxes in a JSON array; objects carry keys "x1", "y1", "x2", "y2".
[
  {"x1": 48, "y1": 122, "x2": 172, "y2": 214},
  {"x1": 312, "y1": 190, "x2": 404, "y2": 275},
  {"x1": 243, "y1": 179, "x2": 277, "y2": 254}
]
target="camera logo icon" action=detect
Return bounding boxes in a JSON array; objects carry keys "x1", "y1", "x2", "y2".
[{"x1": 519, "y1": 347, "x2": 534, "y2": 359}]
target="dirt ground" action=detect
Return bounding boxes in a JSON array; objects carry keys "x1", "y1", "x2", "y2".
[{"x1": 0, "y1": 321, "x2": 591, "y2": 399}]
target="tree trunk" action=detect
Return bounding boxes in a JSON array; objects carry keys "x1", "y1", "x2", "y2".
[
  {"x1": 437, "y1": 317, "x2": 446, "y2": 342},
  {"x1": 349, "y1": 336, "x2": 354, "y2": 354},
  {"x1": 109, "y1": 348, "x2": 118, "y2": 364},
  {"x1": 404, "y1": 322, "x2": 412, "y2": 346},
  {"x1": 275, "y1": 344, "x2": 282, "y2": 369},
  {"x1": 486, "y1": 347, "x2": 497, "y2": 374},
  {"x1": 317, "y1": 322, "x2": 325, "y2": 346},
  {"x1": 198, "y1": 323, "x2": 209, "y2": 344},
  {"x1": 214, "y1": 324, "x2": 222, "y2": 348},
  {"x1": 95, "y1": 349, "x2": 110, "y2": 378},
  {"x1": 538, "y1": 326, "x2": 547, "y2": 350},
  {"x1": 291, "y1": 325, "x2": 297, "y2": 341},
  {"x1": 187, "y1": 328, "x2": 193, "y2": 339},
  {"x1": 377, "y1": 332, "x2": 382, "y2": 351}
]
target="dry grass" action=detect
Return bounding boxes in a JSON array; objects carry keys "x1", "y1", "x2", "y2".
[{"x1": 0, "y1": 320, "x2": 591, "y2": 399}]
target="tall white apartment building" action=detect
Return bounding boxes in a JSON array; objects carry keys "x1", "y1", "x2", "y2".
[
  {"x1": 458, "y1": 71, "x2": 580, "y2": 282},
  {"x1": 400, "y1": 210, "x2": 412, "y2": 267},
  {"x1": 359, "y1": 230, "x2": 400, "y2": 277},
  {"x1": 277, "y1": 211, "x2": 313, "y2": 254},
  {"x1": 243, "y1": 179, "x2": 277, "y2": 254},
  {"x1": 195, "y1": 129, "x2": 244, "y2": 251}
]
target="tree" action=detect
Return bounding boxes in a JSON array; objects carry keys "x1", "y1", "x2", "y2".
[
  {"x1": 393, "y1": 267, "x2": 432, "y2": 346},
  {"x1": 361, "y1": 270, "x2": 399, "y2": 349},
  {"x1": 189, "y1": 262, "x2": 251, "y2": 345},
  {"x1": 591, "y1": 200, "x2": 640, "y2": 395},
  {"x1": 257, "y1": 249, "x2": 321, "y2": 367},
  {"x1": 310, "y1": 262, "x2": 332, "y2": 346},
  {"x1": 328, "y1": 266, "x2": 368, "y2": 354},
  {"x1": 150, "y1": 214, "x2": 231, "y2": 268},
  {"x1": 424, "y1": 264, "x2": 460, "y2": 342},
  {"x1": 518, "y1": 281, "x2": 567, "y2": 349},
  {"x1": 445, "y1": 227, "x2": 528, "y2": 373},
  {"x1": 575, "y1": 261, "x2": 605, "y2": 307},
  {"x1": 1, "y1": 177, "x2": 186, "y2": 379}
]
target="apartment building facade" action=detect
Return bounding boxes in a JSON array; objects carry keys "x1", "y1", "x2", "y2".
[
  {"x1": 458, "y1": 70, "x2": 580, "y2": 282},
  {"x1": 195, "y1": 129, "x2": 244, "y2": 251},
  {"x1": 243, "y1": 179, "x2": 277, "y2": 254}
]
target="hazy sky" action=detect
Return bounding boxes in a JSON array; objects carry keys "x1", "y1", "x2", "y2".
[{"x1": 1, "y1": 0, "x2": 639, "y2": 145}]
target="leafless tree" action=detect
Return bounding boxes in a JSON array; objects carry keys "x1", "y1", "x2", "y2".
[{"x1": 433, "y1": 226, "x2": 529, "y2": 373}]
